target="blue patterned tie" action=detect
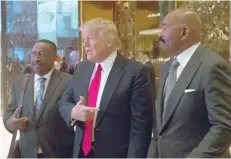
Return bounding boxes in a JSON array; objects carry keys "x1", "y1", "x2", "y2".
[
  {"x1": 163, "y1": 58, "x2": 180, "y2": 117},
  {"x1": 35, "y1": 77, "x2": 46, "y2": 119}
]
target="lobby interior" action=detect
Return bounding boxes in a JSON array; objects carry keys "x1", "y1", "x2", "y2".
[{"x1": 0, "y1": 0, "x2": 230, "y2": 157}]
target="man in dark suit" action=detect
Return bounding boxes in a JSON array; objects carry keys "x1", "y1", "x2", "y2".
[
  {"x1": 138, "y1": 51, "x2": 158, "y2": 158},
  {"x1": 148, "y1": 8, "x2": 231, "y2": 158},
  {"x1": 3, "y1": 39, "x2": 74, "y2": 158},
  {"x1": 138, "y1": 51, "x2": 156, "y2": 99},
  {"x1": 58, "y1": 18, "x2": 155, "y2": 158}
]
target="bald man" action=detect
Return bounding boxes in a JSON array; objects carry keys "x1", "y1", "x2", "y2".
[{"x1": 148, "y1": 9, "x2": 231, "y2": 158}]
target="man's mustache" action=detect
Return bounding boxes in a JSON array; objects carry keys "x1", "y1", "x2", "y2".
[{"x1": 159, "y1": 37, "x2": 165, "y2": 43}]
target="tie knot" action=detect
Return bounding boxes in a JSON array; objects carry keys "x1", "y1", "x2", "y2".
[
  {"x1": 38, "y1": 77, "x2": 46, "y2": 83},
  {"x1": 171, "y1": 58, "x2": 180, "y2": 68},
  {"x1": 97, "y1": 64, "x2": 102, "y2": 72}
]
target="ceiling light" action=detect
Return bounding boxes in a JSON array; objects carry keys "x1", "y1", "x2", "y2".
[
  {"x1": 147, "y1": 13, "x2": 160, "y2": 18},
  {"x1": 139, "y1": 28, "x2": 162, "y2": 35}
]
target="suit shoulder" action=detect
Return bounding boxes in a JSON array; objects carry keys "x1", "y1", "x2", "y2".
[
  {"x1": 72, "y1": 60, "x2": 92, "y2": 74},
  {"x1": 12, "y1": 74, "x2": 29, "y2": 86},
  {"x1": 124, "y1": 58, "x2": 146, "y2": 71},
  {"x1": 122, "y1": 58, "x2": 151, "y2": 76},
  {"x1": 56, "y1": 70, "x2": 73, "y2": 81},
  {"x1": 201, "y1": 48, "x2": 228, "y2": 68},
  {"x1": 199, "y1": 48, "x2": 231, "y2": 82},
  {"x1": 76, "y1": 60, "x2": 92, "y2": 68},
  {"x1": 145, "y1": 61, "x2": 153, "y2": 68}
]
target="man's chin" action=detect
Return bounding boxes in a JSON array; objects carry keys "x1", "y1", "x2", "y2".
[
  {"x1": 86, "y1": 56, "x2": 91, "y2": 61},
  {"x1": 87, "y1": 56, "x2": 96, "y2": 62},
  {"x1": 34, "y1": 70, "x2": 46, "y2": 76},
  {"x1": 33, "y1": 66, "x2": 42, "y2": 72},
  {"x1": 159, "y1": 47, "x2": 170, "y2": 56},
  {"x1": 159, "y1": 42, "x2": 165, "y2": 47}
]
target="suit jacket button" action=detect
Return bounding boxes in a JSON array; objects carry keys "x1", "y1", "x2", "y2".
[
  {"x1": 95, "y1": 128, "x2": 99, "y2": 131},
  {"x1": 160, "y1": 136, "x2": 164, "y2": 140}
]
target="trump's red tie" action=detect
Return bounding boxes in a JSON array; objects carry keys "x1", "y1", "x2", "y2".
[{"x1": 82, "y1": 64, "x2": 102, "y2": 155}]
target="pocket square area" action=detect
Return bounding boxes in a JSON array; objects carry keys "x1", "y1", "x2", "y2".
[{"x1": 185, "y1": 89, "x2": 196, "y2": 93}]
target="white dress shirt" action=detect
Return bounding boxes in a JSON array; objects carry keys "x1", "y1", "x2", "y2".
[
  {"x1": 163, "y1": 42, "x2": 201, "y2": 101},
  {"x1": 176, "y1": 42, "x2": 201, "y2": 80},
  {"x1": 90, "y1": 51, "x2": 117, "y2": 109},
  {"x1": 90, "y1": 51, "x2": 117, "y2": 140},
  {"x1": 34, "y1": 68, "x2": 54, "y2": 102}
]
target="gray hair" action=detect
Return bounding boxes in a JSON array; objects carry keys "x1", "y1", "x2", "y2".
[{"x1": 80, "y1": 18, "x2": 122, "y2": 51}]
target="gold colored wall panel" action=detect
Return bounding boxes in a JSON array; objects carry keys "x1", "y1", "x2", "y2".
[
  {"x1": 136, "y1": 9, "x2": 158, "y2": 54},
  {"x1": 82, "y1": 1, "x2": 114, "y2": 23},
  {"x1": 136, "y1": 10, "x2": 158, "y2": 31}
]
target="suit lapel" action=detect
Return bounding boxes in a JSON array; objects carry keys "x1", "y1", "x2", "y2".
[
  {"x1": 156, "y1": 59, "x2": 173, "y2": 131},
  {"x1": 95, "y1": 54, "x2": 125, "y2": 126},
  {"x1": 37, "y1": 70, "x2": 61, "y2": 120},
  {"x1": 159, "y1": 45, "x2": 205, "y2": 134},
  {"x1": 79, "y1": 62, "x2": 95, "y2": 104},
  {"x1": 23, "y1": 74, "x2": 34, "y2": 118}
]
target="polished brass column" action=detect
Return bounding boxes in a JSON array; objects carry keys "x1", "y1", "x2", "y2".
[
  {"x1": 79, "y1": 1, "x2": 85, "y2": 61},
  {"x1": 178, "y1": 1, "x2": 229, "y2": 61},
  {"x1": 115, "y1": 1, "x2": 136, "y2": 59}
]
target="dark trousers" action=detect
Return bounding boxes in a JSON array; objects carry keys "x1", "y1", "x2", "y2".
[{"x1": 37, "y1": 153, "x2": 44, "y2": 158}]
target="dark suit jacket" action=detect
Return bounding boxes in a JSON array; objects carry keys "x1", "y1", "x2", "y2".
[
  {"x1": 59, "y1": 54, "x2": 154, "y2": 158},
  {"x1": 153, "y1": 44, "x2": 231, "y2": 158},
  {"x1": 144, "y1": 61, "x2": 156, "y2": 101},
  {"x1": 144, "y1": 61, "x2": 158, "y2": 158},
  {"x1": 3, "y1": 70, "x2": 74, "y2": 158}
]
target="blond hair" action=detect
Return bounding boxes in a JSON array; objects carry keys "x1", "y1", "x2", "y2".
[{"x1": 80, "y1": 18, "x2": 122, "y2": 51}]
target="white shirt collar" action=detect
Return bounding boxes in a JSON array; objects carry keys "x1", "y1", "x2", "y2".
[
  {"x1": 176, "y1": 42, "x2": 201, "y2": 68},
  {"x1": 34, "y1": 68, "x2": 54, "y2": 83},
  {"x1": 96, "y1": 51, "x2": 117, "y2": 72}
]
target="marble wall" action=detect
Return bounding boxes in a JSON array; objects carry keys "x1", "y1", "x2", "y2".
[
  {"x1": 115, "y1": 1, "x2": 136, "y2": 59},
  {"x1": 178, "y1": 1, "x2": 229, "y2": 61},
  {"x1": 230, "y1": 1, "x2": 231, "y2": 60}
]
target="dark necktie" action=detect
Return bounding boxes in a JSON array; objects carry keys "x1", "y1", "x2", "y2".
[{"x1": 163, "y1": 58, "x2": 180, "y2": 117}]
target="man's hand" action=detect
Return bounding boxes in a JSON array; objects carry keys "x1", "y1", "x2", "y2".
[
  {"x1": 6, "y1": 107, "x2": 29, "y2": 132},
  {"x1": 71, "y1": 96, "x2": 98, "y2": 122}
]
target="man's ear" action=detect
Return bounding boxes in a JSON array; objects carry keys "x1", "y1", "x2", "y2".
[
  {"x1": 181, "y1": 26, "x2": 191, "y2": 41},
  {"x1": 106, "y1": 41, "x2": 112, "y2": 48}
]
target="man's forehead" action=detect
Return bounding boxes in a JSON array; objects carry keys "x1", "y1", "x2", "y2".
[
  {"x1": 82, "y1": 29, "x2": 100, "y2": 36},
  {"x1": 162, "y1": 13, "x2": 182, "y2": 26},
  {"x1": 32, "y1": 42, "x2": 50, "y2": 50}
]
